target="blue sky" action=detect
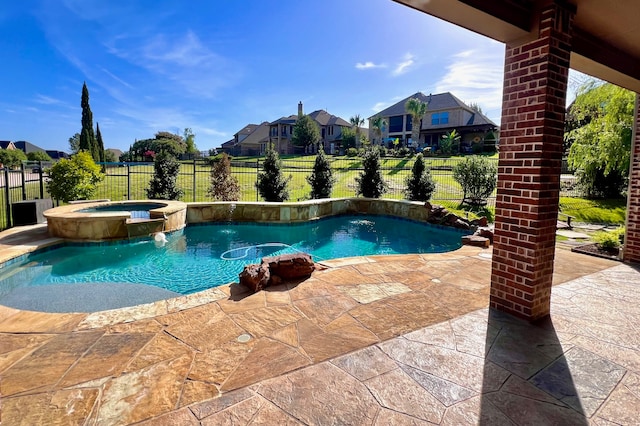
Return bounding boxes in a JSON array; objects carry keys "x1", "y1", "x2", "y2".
[{"x1": 0, "y1": 0, "x2": 582, "y2": 153}]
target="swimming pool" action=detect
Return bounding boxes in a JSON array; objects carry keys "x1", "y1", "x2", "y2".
[{"x1": 0, "y1": 215, "x2": 467, "y2": 300}]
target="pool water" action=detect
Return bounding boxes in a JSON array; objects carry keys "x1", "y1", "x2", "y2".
[
  {"x1": 0, "y1": 215, "x2": 467, "y2": 297},
  {"x1": 77, "y1": 202, "x2": 166, "y2": 219}
]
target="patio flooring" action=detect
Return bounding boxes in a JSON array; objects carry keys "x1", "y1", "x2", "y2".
[{"x1": 0, "y1": 225, "x2": 639, "y2": 425}]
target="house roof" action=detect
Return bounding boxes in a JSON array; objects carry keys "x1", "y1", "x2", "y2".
[
  {"x1": 240, "y1": 122, "x2": 270, "y2": 146},
  {"x1": 0, "y1": 141, "x2": 16, "y2": 150},
  {"x1": 234, "y1": 124, "x2": 259, "y2": 137},
  {"x1": 308, "y1": 110, "x2": 351, "y2": 127},
  {"x1": 369, "y1": 91, "x2": 497, "y2": 127},
  {"x1": 1, "y1": 140, "x2": 46, "y2": 153},
  {"x1": 269, "y1": 115, "x2": 298, "y2": 126}
]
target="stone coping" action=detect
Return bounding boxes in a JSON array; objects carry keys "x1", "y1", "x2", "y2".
[
  {"x1": 44, "y1": 200, "x2": 188, "y2": 241},
  {"x1": 187, "y1": 197, "x2": 439, "y2": 225},
  {"x1": 43, "y1": 199, "x2": 187, "y2": 220}
]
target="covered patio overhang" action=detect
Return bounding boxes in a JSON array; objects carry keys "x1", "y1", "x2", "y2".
[{"x1": 394, "y1": 0, "x2": 640, "y2": 320}]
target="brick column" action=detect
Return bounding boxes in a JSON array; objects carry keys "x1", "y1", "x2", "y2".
[
  {"x1": 490, "y1": 2, "x2": 575, "y2": 320},
  {"x1": 624, "y1": 95, "x2": 640, "y2": 263}
]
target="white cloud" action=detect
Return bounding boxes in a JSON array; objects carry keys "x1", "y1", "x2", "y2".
[
  {"x1": 392, "y1": 53, "x2": 414, "y2": 76},
  {"x1": 371, "y1": 101, "x2": 389, "y2": 112},
  {"x1": 355, "y1": 61, "x2": 386, "y2": 70},
  {"x1": 35, "y1": 94, "x2": 63, "y2": 105},
  {"x1": 435, "y1": 47, "x2": 504, "y2": 122}
]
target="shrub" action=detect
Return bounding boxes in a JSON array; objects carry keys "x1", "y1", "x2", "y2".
[
  {"x1": 307, "y1": 149, "x2": 335, "y2": 199},
  {"x1": 27, "y1": 151, "x2": 52, "y2": 161},
  {"x1": 593, "y1": 227, "x2": 624, "y2": 250},
  {"x1": 453, "y1": 156, "x2": 497, "y2": 206},
  {"x1": 256, "y1": 145, "x2": 291, "y2": 202},
  {"x1": 46, "y1": 151, "x2": 104, "y2": 202},
  {"x1": 355, "y1": 147, "x2": 388, "y2": 198},
  {"x1": 346, "y1": 147, "x2": 358, "y2": 157},
  {"x1": 377, "y1": 146, "x2": 387, "y2": 157},
  {"x1": 405, "y1": 153, "x2": 436, "y2": 201},
  {"x1": 396, "y1": 147, "x2": 411, "y2": 158},
  {"x1": 0, "y1": 148, "x2": 27, "y2": 168},
  {"x1": 146, "y1": 152, "x2": 184, "y2": 200},
  {"x1": 208, "y1": 153, "x2": 240, "y2": 201}
]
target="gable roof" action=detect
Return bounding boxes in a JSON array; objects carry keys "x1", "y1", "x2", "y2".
[
  {"x1": 240, "y1": 122, "x2": 270, "y2": 145},
  {"x1": 12, "y1": 141, "x2": 47, "y2": 154},
  {"x1": 269, "y1": 115, "x2": 298, "y2": 125},
  {"x1": 308, "y1": 110, "x2": 351, "y2": 127},
  {"x1": 368, "y1": 92, "x2": 496, "y2": 128},
  {"x1": 234, "y1": 124, "x2": 259, "y2": 137}
]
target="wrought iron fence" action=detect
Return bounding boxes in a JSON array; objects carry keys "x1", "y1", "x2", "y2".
[{"x1": 0, "y1": 157, "x2": 583, "y2": 231}]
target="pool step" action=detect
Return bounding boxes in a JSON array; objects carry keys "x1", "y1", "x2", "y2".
[{"x1": 126, "y1": 218, "x2": 165, "y2": 238}]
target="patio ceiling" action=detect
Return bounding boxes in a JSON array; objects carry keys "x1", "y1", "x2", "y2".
[{"x1": 394, "y1": 0, "x2": 640, "y2": 93}]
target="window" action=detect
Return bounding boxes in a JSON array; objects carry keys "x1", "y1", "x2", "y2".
[
  {"x1": 431, "y1": 112, "x2": 449, "y2": 125},
  {"x1": 406, "y1": 114, "x2": 413, "y2": 131},
  {"x1": 389, "y1": 115, "x2": 403, "y2": 133}
]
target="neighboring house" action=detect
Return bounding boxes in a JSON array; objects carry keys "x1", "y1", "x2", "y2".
[
  {"x1": 8, "y1": 140, "x2": 48, "y2": 155},
  {"x1": 0, "y1": 141, "x2": 18, "y2": 150},
  {"x1": 269, "y1": 102, "x2": 354, "y2": 155},
  {"x1": 45, "y1": 150, "x2": 69, "y2": 160},
  {"x1": 106, "y1": 148, "x2": 123, "y2": 161},
  {"x1": 368, "y1": 92, "x2": 498, "y2": 152}
]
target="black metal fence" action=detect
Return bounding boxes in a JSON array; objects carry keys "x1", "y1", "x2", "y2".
[{"x1": 1, "y1": 158, "x2": 582, "y2": 231}]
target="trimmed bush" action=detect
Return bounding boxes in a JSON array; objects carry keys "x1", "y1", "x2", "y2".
[
  {"x1": 307, "y1": 149, "x2": 335, "y2": 199},
  {"x1": 146, "y1": 152, "x2": 184, "y2": 200},
  {"x1": 453, "y1": 156, "x2": 497, "y2": 207},
  {"x1": 355, "y1": 147, "x2": 388, "y2": 198},
  {"x1": 256, "y1": 146, "x2": 291, "y2": 202},
  {"x1": 208, "y1": 153, "x2": 240, "y2": 201},
  {"x1": 46, "y1": 151, "x2": 104, "y2": 202},
  {"x1": 405, "y1": 153, "x2": 436, "y2": 201}
]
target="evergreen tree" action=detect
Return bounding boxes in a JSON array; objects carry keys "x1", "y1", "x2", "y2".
[
  {"x1": 208, "y1": 153, "x2": 240, "y2": 201},
  {"x1": 355, "y1": 147, "x2": 388, "y2": 198},
  {"x1": 96, "y1": 122, "x2": 106, "y2": 163},
  {"x1": 291, "y1": 115, "x2": 320, "y2": 149},
  {"x1": 307, "y1": 148, "x2": 335, "y2": 199},
  {"x1": 256, "y1": 145, "x2": 291, "y2": 202},
  {"x1": 146, "y1": 152, "x2": 184, "y2": 200},
  {"x1": 80, "y1": 82, "x2": 99, "y2": 162},
  {"x1": 405, "y1": 153, "x2": 436, "y2": 201}
]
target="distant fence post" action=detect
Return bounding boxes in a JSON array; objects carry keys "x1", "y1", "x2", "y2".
[
  {"x1": 20, "y1": 163, "x2": 27, "y2": 200},
  {"x1": 127, "y1": 164, "x2": 131, "y2": 200},
  {"x1": 256, "y1": 159, "x2": 260, "y2": 201},
  {"x1": 38, "y1": 161, "x2": 44, "y2": 199},
  {"x1": 4, "y1": 167, "x2": 11, "y2": 229},
  {"x1": 193, "y1": 159, "x2": 197, "y2": 202}
]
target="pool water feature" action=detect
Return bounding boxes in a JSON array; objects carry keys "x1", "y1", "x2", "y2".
[
  {"x1": 78, "y1": 202, "x2": 167, "y2": 219},
  {"x1": 0, "y1": 215, "x2": 468, "y2": 300}
]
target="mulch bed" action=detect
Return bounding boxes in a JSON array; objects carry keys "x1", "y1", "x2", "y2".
[{"x1": 571, "y1": 243, "x2": 621, "y2": 261}]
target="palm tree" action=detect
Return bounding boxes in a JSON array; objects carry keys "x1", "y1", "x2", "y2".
[
  {"x1": 350, "y1": 114, "x2": 365, "y2": 147},
  {"x1": 405, "y1": 97, "x2": 428, "y2": 147},
  {"x1": 371, "y1": 116, "x2": 387, "y2": 145}
]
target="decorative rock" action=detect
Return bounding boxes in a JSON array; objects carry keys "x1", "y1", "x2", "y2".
[
  {"x1": 239, "y1": 263, "x2": 270, "y2": 292},
  {"x1": 263, "y1": 253, "x2": 315, "y2": 281},
  {"x1": 478, "y1": 228, "x2": 494, "y2": 243},
  {"x1": 453, "y1": 219, "x2": 471, "y2": 230},
  {"x1": 461, "y1": 235, "x2": 490, "y2": 248}
]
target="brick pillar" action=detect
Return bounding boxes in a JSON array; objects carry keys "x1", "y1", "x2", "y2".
[
  {"x1": 624, "y1": 95, "x2": 640, "y2": 263},
  {"x1": 490, "y1": 2, "x2": 575, "y2": 320}
]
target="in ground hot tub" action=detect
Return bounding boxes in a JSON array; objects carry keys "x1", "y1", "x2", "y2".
[{"x1": 44, "y1": 200, "x2": 187, "y2": 241}]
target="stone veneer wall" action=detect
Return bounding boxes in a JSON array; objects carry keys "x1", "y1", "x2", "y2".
[
  {"x1": 187, "y1": 199, "x2": 434, "y2": 225},
  {"x1": 490, "y1": 2, "x2": 575, "y2": 320}
]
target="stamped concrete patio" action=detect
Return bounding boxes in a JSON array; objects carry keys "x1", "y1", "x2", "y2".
[{"x1": 0, "y1": 225, "x2": 639, "y2": 425}]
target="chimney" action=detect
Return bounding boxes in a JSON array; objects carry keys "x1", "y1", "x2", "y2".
[{"x1": 298, "y1": 101, "x2": 303, "y2": 117}]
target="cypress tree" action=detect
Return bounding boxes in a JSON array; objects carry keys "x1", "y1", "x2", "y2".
[
  {"x1": 256, "y1": 145, "x2": 291, "y2": 202},
  {"x1": 96, "y1": 122, "x2": 105, "y2": 163},
  {"x1": 80, "y1": 82, "x2": 99, "y2": 162},
  {"x1": 307, "y1": 148, "x2": 335, "y2": 199}
]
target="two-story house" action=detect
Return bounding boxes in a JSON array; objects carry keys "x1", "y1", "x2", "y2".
[
  {"x1": 269, "y1": 102, "x2": 354, "y2": 155},
  {"x1": 368, "y1": 92, "x2": 498, "y2": 152},
  {"x1": 220, "y1": 122, "x2": 271, "y2": 156}
]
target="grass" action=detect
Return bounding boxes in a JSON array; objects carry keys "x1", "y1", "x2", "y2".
[
  {"x1": 0, "y1": 155, "x2": 627, "y2": 230},
  {"x1": 559, "y1": 197, "x2": 627, "y2": 225}
]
